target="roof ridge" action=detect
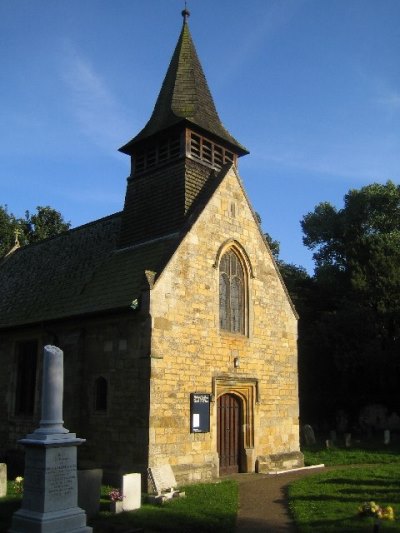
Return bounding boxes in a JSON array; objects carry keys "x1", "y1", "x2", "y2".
[{"x1": 6, "y1": 211, "x2": 122, "y2": 253}]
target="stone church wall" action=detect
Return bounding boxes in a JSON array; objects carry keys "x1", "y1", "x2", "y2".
[
  {"x1": 0, "y1": 312, "x2": 150, "y2": 482},
  {"x1": 148, "y1": 167, "x2": 302, "y2": 484}
]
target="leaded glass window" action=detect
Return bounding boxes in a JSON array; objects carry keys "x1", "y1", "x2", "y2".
[{"x1": 219, "y1": 250, "x2": 245, "y2": 334}]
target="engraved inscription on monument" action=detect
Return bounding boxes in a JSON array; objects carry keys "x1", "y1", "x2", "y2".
[{"x1": 46, "y1": 449, "x2": 76, "y2": 504}]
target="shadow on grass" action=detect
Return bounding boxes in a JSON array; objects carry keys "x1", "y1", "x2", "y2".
[
  {"x1": 0, "y1": 497, "x2": 21, "y2": 532},
  {"x1": 90, "y1": 502, "x2": 236, "y2": 533}
]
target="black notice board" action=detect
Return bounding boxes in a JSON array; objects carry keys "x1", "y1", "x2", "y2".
[{"x1": 190, "y1": 393, "x2": 210, "y2": 433}]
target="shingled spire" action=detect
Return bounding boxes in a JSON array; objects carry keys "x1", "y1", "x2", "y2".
[
  {"x1": 118, "y1": 11, "x2": 248, "y2": 249},
  {"x1": 119, "y1": 11, "x2": 247, "y2": 156}
]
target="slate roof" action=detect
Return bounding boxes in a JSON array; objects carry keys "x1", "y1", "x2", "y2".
[
  {"x1": 0, "y1": 213, "x2": 177, "y2": 329},
  {"x1": 119, "y1": 19, "x2": 248, "y2": 156}
]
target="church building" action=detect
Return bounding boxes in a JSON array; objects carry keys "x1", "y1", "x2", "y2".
[{"x1": 0, "y1": 10, "x2": 303, "y2": 485}]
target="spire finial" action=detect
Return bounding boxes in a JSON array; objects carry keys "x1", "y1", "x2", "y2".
[{"x1": 181, "y1": 2, "x2": 190, "y2": 23}]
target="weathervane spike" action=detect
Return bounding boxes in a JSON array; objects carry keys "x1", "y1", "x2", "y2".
[{"x1": 181, "y1": 2, "x2": 190, "y2": 23}]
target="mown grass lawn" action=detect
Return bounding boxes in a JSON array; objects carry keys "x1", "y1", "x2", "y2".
[
  {"x1": 290, "y1": 442, "x2": 400, "y2": 532},
  {"x1": 1, "y1": 479, "x2": 238, "y2": 533}
]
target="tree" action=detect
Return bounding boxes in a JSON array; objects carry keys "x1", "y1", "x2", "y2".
[
  {"x1": 22, "y1": 206, "x2": 70, "y2": 244},
  {"x1": 0, "y1": 205, "x2": 19, "y2": 258},
  {"x1": 0, "y1": 205, "x2": 70, "y2": 257},
  {"x1": 300, "y1": 181, "x2": 400, "y2": 426}
]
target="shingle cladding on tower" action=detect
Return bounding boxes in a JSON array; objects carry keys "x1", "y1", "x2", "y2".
[{"x1": 119, "y1": 21, "x2": 248, "y2": 155}]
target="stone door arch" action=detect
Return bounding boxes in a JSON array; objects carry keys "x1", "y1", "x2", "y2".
[{"x1": 214, "y1": 378, "x2": 258, "y2": 474}]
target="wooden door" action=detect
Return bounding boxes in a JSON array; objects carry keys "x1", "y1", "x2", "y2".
[{"x1": 217, "y1": 393, "x2": 241, "y2": 475}]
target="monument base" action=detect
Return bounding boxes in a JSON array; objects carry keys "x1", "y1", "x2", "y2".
[
  {"x1": 9, "y1": 436, "x2": 92, "y2": 533},
  {"x1": 10, "y1": 506, "x2": 92, "y2": 533}
]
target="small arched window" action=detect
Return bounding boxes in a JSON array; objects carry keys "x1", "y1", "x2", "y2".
[
  {"x1": 219, "y1": 249, "x2": 245, "y2": 334},
  {"x1": 94, "y1": 376, "x2": 108, "y2": 412}
]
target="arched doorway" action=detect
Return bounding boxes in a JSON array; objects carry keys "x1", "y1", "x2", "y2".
[{"x1": 217, "y1": 393, "x2": 242, "y2": 475}]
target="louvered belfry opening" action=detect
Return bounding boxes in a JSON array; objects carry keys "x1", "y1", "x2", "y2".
[{"x1": 117, "y1": 12, "x2": 248, "y2": 250}]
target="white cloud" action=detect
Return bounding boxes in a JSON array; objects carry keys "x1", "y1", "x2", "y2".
[{"x1": 61, "y1": 43, "x2": 134, "y2": 153}]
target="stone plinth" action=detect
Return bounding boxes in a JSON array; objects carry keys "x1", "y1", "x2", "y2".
[{"x1": 9, "y1": 437, "x2": 92, "y2": 533}]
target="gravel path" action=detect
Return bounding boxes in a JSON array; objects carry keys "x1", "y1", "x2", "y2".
[{"x1": 233, "y1": 466, "x2": 326, "y2": 532}]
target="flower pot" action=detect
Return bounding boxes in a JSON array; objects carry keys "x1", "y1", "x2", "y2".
[{"x1": 110, "y1": 500, "x2": 124, "y2": 514}]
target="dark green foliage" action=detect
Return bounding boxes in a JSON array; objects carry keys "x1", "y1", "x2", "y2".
[
  {"x1": 0, "y1": 205, "x2": 19, "y2": 258},
  {"x1": 264, "y1": 231, "x2": 281, "y2": 260},
  {"x1": 0, "y1": 205, "x2": 70, "y2": 257},
  {"x1": 299, "y1": 181, "x2": 400, "y2": 425}
]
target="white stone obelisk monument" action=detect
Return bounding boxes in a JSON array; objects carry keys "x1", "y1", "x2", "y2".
[{"x1": 10, "y1": 345, "x2": 92, "y2": 532}]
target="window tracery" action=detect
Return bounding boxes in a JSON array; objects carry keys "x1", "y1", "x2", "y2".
[{"x1": 219, "y1": 249, "x2": 245, "y2": 334}]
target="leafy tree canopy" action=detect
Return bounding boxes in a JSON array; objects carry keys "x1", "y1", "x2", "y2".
[
  {"x1": 0, "y1": 205, "x2": 70, "y2": 257},
  {"x1": 299, "y1": 181, "x2": 400, "y2": 423}
]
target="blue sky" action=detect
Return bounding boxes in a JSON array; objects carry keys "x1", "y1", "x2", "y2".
[{"x1": 1, "y1": 0, "x2": 399, "y2": 272}]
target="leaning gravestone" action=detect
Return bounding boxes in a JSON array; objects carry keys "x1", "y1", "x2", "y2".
[
  {"x1": 302, "y1": 424, "x2": 316, "y2": 445},
  {"x1": 148, "y1": 464, "x2": 185, "y2": 503},
  {"x1": 122, "y1": 473, "x2": 141, "y2": 511},
  {"x1": 9, "y1": 345, "x2": 91, "y2": 532},
  {"x1": 384, "y1": 429, "x2": 390, "y2": 445},
  {"x1": 0, "y1": 463, "x2": 6, "y2": 497}
]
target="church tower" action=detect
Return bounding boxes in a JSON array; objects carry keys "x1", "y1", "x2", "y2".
[{"x1": 118, "y1": 9, "x2": 249, "y2": 249}]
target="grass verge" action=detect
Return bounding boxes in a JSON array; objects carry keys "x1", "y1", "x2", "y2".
[
  {"x1": 91, "y1": 480, "x2": 238, "y2": 532},
  {"x1": 289, "y1": 463, "x2": 400, "y2": 532},
  {"x1": 1, "y1": 479, "x2": 238, "y2": 532},
  {"x1": 303, "y1": 440, "x2": 400, "y2": 467}
]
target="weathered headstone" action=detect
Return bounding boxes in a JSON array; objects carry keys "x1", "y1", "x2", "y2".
[
  {"x1": 122, "y1": 473, "x2": 141, "y2": 511},
  {"x1": 78, "y1": 469, "x2": 103, "y2": 518},
  {"x1": 10, "y1": 345, "x2": 91, "y2": 532},
  {"x1": 344, "y1": 433, "x2": 352, "y2": 448},
  {"x1": 147, "y1": 465, "x2": 185, "y2": 503},
  {"x1": 302, "y1": 424, "x2": 316, "y2": 445},
  {"x1": 384, "y1": 429, "x2": 390, "y2": 445},
  {"x1": 149, "y1": 464, "x2": 177, "y2": 494},
  {"x1": 0, "y1": 463, "x2": 6, "y2": 497}
]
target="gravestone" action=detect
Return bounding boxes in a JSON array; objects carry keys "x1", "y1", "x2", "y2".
[
  {"x1": 148, "y1": 464, "x2": 177, "y2": 494},
  {"x1": 344, "y1": 433, "x2": 352, "y2": 448},
  {"x1": 78, "y1": 469, "x2": 103, "y2": 518},
  {"x1": 0, "y1": 463, "x2": 6, "y2": 497},
  {"x1": 147, "y1": 465, "x2": 185, "y2": 503},
  {"x1": 302, "y1": 424, "x2": 316, "y2": 445},
  {"x1": 384, "y1": 429, "x2": 390, "y2": 445},
  {"x1": 10, "y1": 345, "x2": 91, "y2": 532},
  {"x1": 122, "y1": 473, "x2": 141, "y2": 511}
]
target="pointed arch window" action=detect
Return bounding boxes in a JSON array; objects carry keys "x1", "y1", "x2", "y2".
[{"x1": 219, "y1": 249, "x2": 246, "y2": 334}]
